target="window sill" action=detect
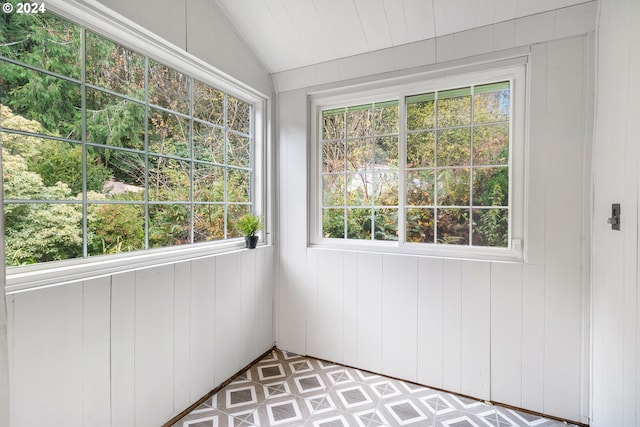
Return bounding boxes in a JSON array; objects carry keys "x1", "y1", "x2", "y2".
[
  {"x1": 308, "y1": 239, "x2": 524, "y2": 263},
  {"x1": 5, "y1": 240, "x2": 262, "y2": 294}
]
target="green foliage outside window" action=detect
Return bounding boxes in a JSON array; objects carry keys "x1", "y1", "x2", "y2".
[
  {"x1": 321, "y1": 81, "x2": 511, "y2": 248},
  {"x1": 0, "y1": 8, "x2": 254, "y2": 266}
]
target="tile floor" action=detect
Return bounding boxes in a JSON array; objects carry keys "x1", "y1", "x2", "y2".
[{"x1": 172, "y1": 349, "x2": 578, "y2": 427}]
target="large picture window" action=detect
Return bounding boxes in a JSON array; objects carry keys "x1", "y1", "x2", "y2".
[
  {"x1": 313, "y1": 66, "x2": 525, "y2": 260},
  {"x1": 0, "y1": 8, "x2": 261, "y2": 267}
]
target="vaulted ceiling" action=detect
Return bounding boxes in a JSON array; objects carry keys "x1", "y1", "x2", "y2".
[{"x1": 213, "y1": 0, "x2": 592, "y2": 74}]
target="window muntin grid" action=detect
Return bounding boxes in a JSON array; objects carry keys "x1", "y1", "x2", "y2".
[
  {"x1": 319, "y1": 81, "x2": 511, "y2": 249},
  {"x1": 0, "y1": 11, "x2": 255, "y2": 266},
  {"x1": 321, "y1": 101, "x2": 400, "y2": 241}
]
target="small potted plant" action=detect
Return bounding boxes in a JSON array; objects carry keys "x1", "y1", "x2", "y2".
[{"x1": 236, "y1": 213, "x2": 263, "y2": 249}]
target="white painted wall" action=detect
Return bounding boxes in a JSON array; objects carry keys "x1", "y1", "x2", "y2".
[
  {"x1": 274, "y1": 3, "x2": 595, "y2": 424},
  {"x1": 591, "y1": 0, "x2": 640, "y2": 425},
  {"x1": 6, "y1": 247, "x2": 274, "y2": 427}
]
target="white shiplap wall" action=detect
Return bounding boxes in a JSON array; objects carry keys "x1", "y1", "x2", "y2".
[
  {"x1": 6, "y1": 247, "x2": 274, "y2": 427},
  {"x1": 274, "y1": 4, "x2": 594, "y2": 424},
  {"x1": 591, "y1": 0, "x2": 640, "y2": 425},
  {"x1": 2, "y1": 1, "x2": 275, "y2": 424}
]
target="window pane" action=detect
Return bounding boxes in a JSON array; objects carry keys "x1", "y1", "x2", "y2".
[
  {"x1": 437, "y1": 128, "x2": 471, "y2": 166},
  {"x1": 227, "y1": 168, "x2": 250, "y2": 203},
  {"x1": 347, "y1": 208, "x2": 372, "y2": 239},
  {"x1": 4, "y1": 202, "x2": 83, "y2": 265},
  {"x1": 474, "y1": 83, "x2": 510, "y2": 124},
  {"x1": 472, "y1": 208, "x2": 508, "y2": 247},
  {"x1": 0, "y1": 62, "x2": 81, "y2": 139},
  {"x1": 322, "y1": 109, "x2": 345, "y2": 140},
  {"x1": 437, "y1": 168, "x2": 470, "y2": 206},
  {"x1": 346, "y1": 173, "x2": 371, "y2": 206},
  {"x1": 94, "y1": 147, "x2": 145, "y2": 190},
  {"x1": 0, "y1": 104, "x2": 44, "y2": 136},
  {"x1": 347, "y1": 139, "x2": 373, "y2": 172},
  {"x1": 0, "y1": 11, "x2": 81, "y2": 78},
  {"x1": 193, "y1": 81, "x2": 224, "y2": 126},
  {"x1": 374, "y1": 208, "x2": 398, "y2": 241},
  {"x1": 375, "y1": 172, "x2": 398, "y2": 206},
  {"x1": 346, "y1": 106, "x2": 372, "y2": 138},
  {"x1": 407, "y1": 131, "x2": 435, "y2": 168},
  {"x1": 86, "y1": 32, "x2": 145, "y2": 99},
  {"x1": 148, "y1": 156, "x2": 190, "y2": 201},
  {"x1": 472, "y1": 167, "x2": 508, "y2": 207},
  {"x1": 87, "y1": 89, "x2": 145, "y2": 150},
  {"x1": 437, "y1": 208, "x2": 469, "y2": 245},
  {"x1": 406, "y1": 93, "x2": 435, "y2": 131},
  {"x1": 149, "y1": 204, "x2": 191, "y2": 248},
  {"x1": 473, "y1": 124, "x2": 509, "y2": 165},
  {"x1": 406, "y1": 208, "x2": 434, "y2": 243},
  {"x1": 323, "y1": 175, "x2": 345, "y2": 206},
  {"x1": 3, "y1": 136, "x2": 102, "y2": 199},
  {"x1": 437, "y1": 88, "x2": 471, "y2": 127},
  {"x1": 406, "y1": 170, "x2": 434, "y2": 206},
  {"x1": 88, "y1": 203, "x2": 144, "y2": 255},
  {"x1": 28, "y1": 140, "x2": 85, "y2": 198},
  {"x1": 148, "y1": 108, "x2": 190, "y2": 158},
  {"x1": 374, "y1": 102, "x2": 398, "y2": 135},
  {"x1": 193, "y1": 122, "x2": 224, "y2": 163},
  {"x1": 227, "y1": 204, "x2": 250, "y2": 238},
  {"x1": 322, "y1": 208, "x2": 344, "y2": 238},
  {"x1": 1, "y1": 12, "x2": 257, "y2": 265},
  {"x1": 374, "y1": 136, "x2": 399, "y2": 168},
  {"x1": 148, "y1": 60, "x2": 189, "y2": 113},
  {"x1": 319, "y1": 79, "x2": 512, "y2": 249},
  {"x1": 228, "y1": 132, "x2": 251, "y2": 168},
  {"x1": 227, "y1": 96, "x2": 251, "y2": 134},
  {"x1": 193, "y1": 204, "x2": 224, "y2": 242},
  {"x1": 193, "y1": 163, "x2": 224, "y2": 202},
  {"x1": 323, "y1": 141, "x2": 345, "y2": 173}
]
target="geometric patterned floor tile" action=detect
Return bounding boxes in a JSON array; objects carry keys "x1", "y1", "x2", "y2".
[{"x1": 171, "y1": 349, "x2": 582, "y2": 427}]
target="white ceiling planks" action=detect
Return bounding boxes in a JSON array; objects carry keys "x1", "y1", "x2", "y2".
[
  {"x1": 213, "y1": 0, "x2": 592, "y2": 74},
  {"x1": 403, "y1": 0, "x2": 437, "y2": 43},
  {"x1": 352, "y1": 0, "x2": 392, "y2": 52},
  {"x1": 432, "y1": 0, "x2": 477, "y2": 35},
  {"x1": 311, "y1": 0, "x2": 369, "y2": 62},
  {"x1": 275, "y1": 0, "x2": 331, "y2": 67},
  {"x1": 492, "y1": 0, "x2": 519, "y2": 24},
  {"x1": 515, "y1": 0, "x2": 559, "y2": 18},
  {"x1": 381, "y1": 0, "x2": 410, "y2": 46}
]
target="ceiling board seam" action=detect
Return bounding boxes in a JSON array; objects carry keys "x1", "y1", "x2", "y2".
[
  {"x1": 352, "y1": 0, "x2": 371, "y2": 52},
  {"x1": 210, "y1": 0, "x2": 273, "y2": 76}
]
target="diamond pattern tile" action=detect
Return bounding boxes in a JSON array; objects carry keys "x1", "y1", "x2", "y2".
[{"x1": 172, "y1": 349, "x2": 581, "y2": 427}]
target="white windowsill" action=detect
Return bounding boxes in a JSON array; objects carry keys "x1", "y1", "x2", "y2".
[
  {"x1": 308, "y1": 239, "x2": 524, "y2": 263},
  {"x1": 5, "y1": 240, "x2": 264, "y2": 294}
]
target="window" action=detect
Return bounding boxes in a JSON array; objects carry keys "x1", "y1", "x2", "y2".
[
  {"x1": 321, "y1": 101, "x2": 400, "y2": 241},
  {"x1": 0, "y1": 7, "x2": 263, "y2": 268},
  {"x1": 312, "y1": 66, "x2": 525, "y2": 260}
]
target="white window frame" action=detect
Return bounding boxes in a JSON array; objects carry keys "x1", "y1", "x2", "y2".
[
  {"x1": 309, "y1": 63, "x2": 527, "y2": 262},
  {"x1": 4, "y1": 0, "x2": 270, "y2": 294}
]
